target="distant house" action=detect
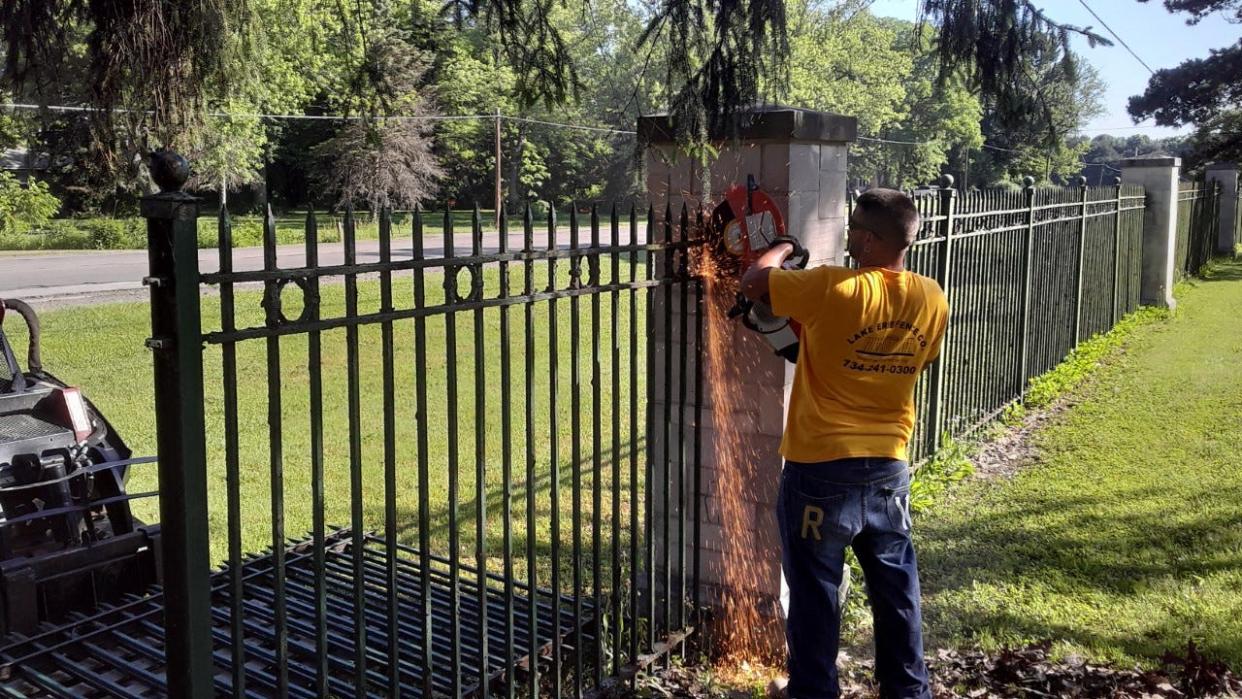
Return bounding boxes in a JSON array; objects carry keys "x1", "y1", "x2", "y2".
[{"x1": 0, "y1": 148, "x2": 51, "y2": 184}]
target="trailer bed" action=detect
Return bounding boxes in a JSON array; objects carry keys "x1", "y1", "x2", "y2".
[{"x1": 0, "y1": 530, "x2": 595, "y2": 698}]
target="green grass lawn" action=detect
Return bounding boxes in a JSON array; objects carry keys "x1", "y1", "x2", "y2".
[
  {"x1": 2, "y1": 262, "x2": 669, "y2": 595},
  {"x1": 0, "y1": 208, "x2": 652, "y2": 251},
  {"x1": 916, "y1": 256, "x2": 1242, "y2": 668}
]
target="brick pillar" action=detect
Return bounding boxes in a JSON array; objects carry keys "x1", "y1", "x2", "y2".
[
  {"x1": 639, "y1": 107, "x2": 856, "y2": 651},
  {"x1": 1120, "y1": 156, "x2": 1180, "y2": 309},
  {"x1": 1206, "y1": 162, "x2": 1239, "y2": 254}
]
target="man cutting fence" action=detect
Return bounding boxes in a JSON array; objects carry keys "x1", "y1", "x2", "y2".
[{"x1": 739, "y1": 188, "x2": 949, "y2": 699}]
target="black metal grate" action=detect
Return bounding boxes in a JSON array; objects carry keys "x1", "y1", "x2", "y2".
[
  {"x1": 0, "y1": 530, "x2": 594, "y2": 698},
  {"x1": 0, "y1": 413, "x2": 68, "y2": 445}
]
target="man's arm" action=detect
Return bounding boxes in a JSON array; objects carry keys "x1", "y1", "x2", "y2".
[{"x1": 739, "y1": 242, "x2": 794, "y2": 303}]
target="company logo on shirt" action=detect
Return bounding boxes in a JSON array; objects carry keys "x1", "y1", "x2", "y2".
[{"x1": 843, "y1": 319, "x2": 929, "y2": 374}]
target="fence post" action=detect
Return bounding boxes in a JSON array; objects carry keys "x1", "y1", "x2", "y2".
[
  {"x1": 1120, "y1": 156, "x2": 1180, "y2": 309},
  {"x1": 1204, "y1": 164, "x2": 1237, "y2": 254},
  {"x1": 1018, "y1": 176, "x2": 1036, "y2": 395},
  {"x1": 142, "y1": 151, "x2": 213, "y2": 699},
  {"x1": 1112, "y1": 177, "x2": 1124, "y2": 326},
  {"x1": 928, "y1": 174, "x2": 955, "y2": 450},
  {"x1": 1072, "y1": 176, "x2": 1088, "y2": 346}
]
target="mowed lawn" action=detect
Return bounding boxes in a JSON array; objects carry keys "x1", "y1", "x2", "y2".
[
  {"x1": 3, "y1": 263, "x2": 668, "y2": 590},
  {"x1": 917, "y1": 257, "x2": 1242, "y2": 667}
]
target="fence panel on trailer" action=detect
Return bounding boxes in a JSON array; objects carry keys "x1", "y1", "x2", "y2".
[
  {"x1": 8, "y1": 200, "x2": 702, "y2": 698},
  {"x1": 856, "y1": 180, "x2": 1146, "y2": 464},
  {"x1": 202, "y1": 204, "x2": 702, "y2": 698},
  {"x1": 191, "y1": 204, "x2": 703, "y2": 698}
]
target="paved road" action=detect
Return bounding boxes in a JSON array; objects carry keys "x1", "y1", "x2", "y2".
[{"x1": 0, "y1": 229, "x2": 650, "y2": 304}]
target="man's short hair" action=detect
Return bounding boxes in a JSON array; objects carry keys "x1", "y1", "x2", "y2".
[{"x1": 850, "y1": 188, "x2": 921, "y2": 249}]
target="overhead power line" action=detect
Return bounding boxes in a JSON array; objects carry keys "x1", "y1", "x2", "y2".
[
  {"x1": 856, "y1": 135, "x2": 932, "y2": 146},
  {"x1": 0, "y1": 102, "x2": 637, "y2": 136},
  {"x1": 1076, "y1": 0, "x2": 1157, "y2": 75},
  {"x1": 981, "y1": 142, "x2": 1023, "y2": 154},
  {"x1": 500, "y1": 115, "x2": 636, "y2": 135}
]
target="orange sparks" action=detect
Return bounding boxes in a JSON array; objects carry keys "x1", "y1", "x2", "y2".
[{"x1": 694, "y1": 248, "x2": 782, "y2": 665}]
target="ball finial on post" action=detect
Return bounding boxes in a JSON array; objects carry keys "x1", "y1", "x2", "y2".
[
  {"x1": 938, "y1": 173, "x2": 955, "y2": 189},
  {"x1": 148, "y1": 150, "x2": 191, "y2": 193},
  {"x1": 1074, "y1": 175, "x2": 1088, "y2": 188},
  {"x1": 1022, "y1": 175, "x2": 1036, "y2": 189}
]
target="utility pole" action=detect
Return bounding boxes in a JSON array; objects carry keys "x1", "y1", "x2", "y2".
[
  {"x1": 494, "y1": 108, "x2": 503, "y2": 230},
  {"x1": 963, "y1": 144, "x2": 970, "y2": 191}
]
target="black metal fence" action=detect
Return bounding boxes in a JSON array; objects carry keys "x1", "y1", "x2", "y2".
[
  {"x1": 880, "y1": 178, "x2": 1147, "y2": 462},
  {"x1": 139, "y1": 189, "x2": 703, "y2": 697},
  {"x1": 1176, "y1": 179, "x2": 1222, "y2": 279}
]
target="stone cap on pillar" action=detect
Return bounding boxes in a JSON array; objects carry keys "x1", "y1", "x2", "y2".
[
  {"x1": 638, "y1": 104, "x2": 857, "y2": 145},
  {"x1": 1119, "y1": 155, "x2": 1181, "y2": 168}
]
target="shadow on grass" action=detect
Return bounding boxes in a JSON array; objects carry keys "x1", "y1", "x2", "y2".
[
  {"x1": 917, "y1": 480, "x2": 1242, "y2": 664},
  {"x1": 357, "y1": 435, "x2": 688, "y2": 598},
  {"x1": 1200, "y1": 257, "x2": 1242, "y2": 282}
]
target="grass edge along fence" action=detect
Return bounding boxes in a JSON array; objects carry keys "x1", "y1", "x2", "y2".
[
  {"x1": 0, "y1": 207, "x2": 650, "y2": 252},
  {"x1": 882, "y1": 176, "x2": 1148, "y2": 464}
]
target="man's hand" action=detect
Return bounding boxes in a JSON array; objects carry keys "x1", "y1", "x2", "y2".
[{"x1": 740, "y1": 242, "x2": 794, "y2": 302}]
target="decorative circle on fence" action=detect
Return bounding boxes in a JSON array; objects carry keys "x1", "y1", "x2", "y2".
[
  {"x1": 449, "y1": 264, "x2": 484, "y2": 303},
  {"x1": 262, "y1": 276, "x2": 316, "y2": 327}
]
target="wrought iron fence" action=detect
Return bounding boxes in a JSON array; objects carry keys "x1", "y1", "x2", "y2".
[
  {"x1": 78, "y1": 169, "x2": 1171, "y2": 697},
  {"x1": 139, "y1": 190, "x2": 703, "y2": 697},
  {"x1": 1176, "y1": 179, "x2": 1222, "y2": 279},
  {"x1": 861, "y1": 178, "x2": 1146, "y2": 462}
]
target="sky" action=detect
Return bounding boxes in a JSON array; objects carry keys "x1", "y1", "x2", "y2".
[{"x1": 868, "y1": 0, "x2": 1240, "y2": 139}]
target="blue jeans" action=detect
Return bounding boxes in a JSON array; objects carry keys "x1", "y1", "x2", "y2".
[{"x1": 777, "y1": 458, "x2": 930, "y2": 699}]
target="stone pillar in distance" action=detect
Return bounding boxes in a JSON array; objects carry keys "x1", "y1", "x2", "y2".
[
  {"x1": 1120, "y1": 156, "x2": 1181, "y2": 309},
  {"x1": 638, "y1": 106, "x2": 857, "y2": 651},
  {"x1": 1206, "y1": 162, "x2": 1239, "y2": 254}
]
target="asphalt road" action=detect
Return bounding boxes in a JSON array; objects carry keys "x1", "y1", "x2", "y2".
[{"x1": 0, "y1": 229, "x2": 647, "y2": 305}]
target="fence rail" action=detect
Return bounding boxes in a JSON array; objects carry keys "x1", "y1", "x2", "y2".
[{"x1": 867, "y1": 178, "x2": 1147, "y2": 462}]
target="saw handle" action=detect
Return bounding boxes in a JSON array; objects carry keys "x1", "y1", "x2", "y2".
[{"x1": 771, "y1": 235, "x2": 809, "y2": 269}]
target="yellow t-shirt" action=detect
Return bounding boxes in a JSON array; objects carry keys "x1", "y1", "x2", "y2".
[{"x1": 769, "y1": 265, "x2": 949, "y2": 463}]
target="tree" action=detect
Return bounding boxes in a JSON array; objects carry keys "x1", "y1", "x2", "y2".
[
  {"x1": 1127, "y1": 1, "x2": 1241, "y2": 158},
  {"x1": 957, "y1": 56, "x2": 1104, "y2": 186},
  {"x1": 1123, "y1": 2, "x2": 1242, "y2": 169},
  {"x1": 781, "y1": 3, "x2": 911, "y2": 135},
  {"x1": 857, "y1": 15, "x2": 984, "y2": 188},
  {"x1": 0, "y1": 0, "x2": 251, "y2": 148},
  {"x1": 0, "y1": 171, "x2": 60, "y2": 234},
  {"x1": 313, "y1": 20, "x2": 444, "y2": 211},
  {"x1": 315, "y1": 118, "x2": 444, "y2": 211},
  {"x1": 917, "y1": 0, "x2": 1112, "y2": 141},
  {"x1": 184, "y1": 113, "x2": 267, "y2": 206},
  {"x1": 1185, "y1": 109, "x2": 1242, "y2": 167},
  {"x1": 635, "y1": 0, "x2": 788, "y2": 145}
]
